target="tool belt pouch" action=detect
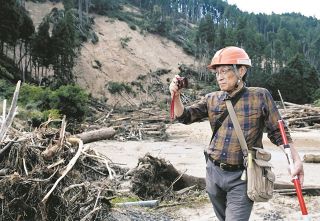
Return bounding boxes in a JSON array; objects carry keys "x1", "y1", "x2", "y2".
[{"x1": 247, "y1": 148, "x2": 275, "y2": 202}]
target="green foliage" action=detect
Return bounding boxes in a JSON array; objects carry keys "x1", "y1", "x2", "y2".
[
  {"x1": 31, "y1": 19, "x2": 52, "y2": 68},
  {"x1": 29, "y1": 0, "x2": 47, "y2": 2},
  {"x1": 19, "y1": 109, "x2": 44, "y2": 127},
  {"x1": 51, "y1": 10, "x2": 80, "y2": 87},
  {"x1": 107, "y1": 81, "x2": 134, "y2": 95},
  {"x1": 19, "y1": 84, "x2": 89, "y2": 123},
  {"x1": 312, "y1": 88, "x2": 320, "y2": 101},
  {"x1": 314, "y1": 99, "x2": 320, "y2": 107},
  {"x1": 0, "y1": 55, "x2": 22, "y2": 81},
  {"x1": 120, "y1": 36, "x2": 132, "y2": 48},
  {"x1": 140, "y1": 5, "x2": 173, "y2": 36},
  {"x1": 89, "y1": 0, "x2": 121, "y2": 15},
  {"x1": 43, "y1": 109, "x2": 62, "y2": 120},
  {"x1": 18, "y1": 108, "x2": 60, "y2": 127},
  {"x1": 62, "y1": 0, "x2": 74, "y2": 11},
  {"x1": 268, "y1": 54, "x2": 320, "y2": 104},
  {"x1": 196, "y1": 14, "x2": 215, "y2": 55},
  {"x1": 91, "y1": 32, "x2": 99, "y2": 44},
  {"x1": 0, "y1": 64, "x2": 14, "y2": 80},
  {"x1": 51, "y1": 85, "x2": 89, "y2": 122},
  {"x1": 130, "y1": 25, "x2": 137, "y2": 30},
  {"x1": 19, "y1": 84, "x2": 52, "y2": 110},
  {"x1": 0, "y1": 79, "x2": 14, "y2": 99},
  {"x1": 0, "y1": 0, "x2": 22, "y2": 44},
  {"x1": 0, "y1": 0, "x2": 35, "y2": 46}
]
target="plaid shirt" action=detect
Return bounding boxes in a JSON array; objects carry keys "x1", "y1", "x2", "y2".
[{"x1": 177, "y1": 86, "x2": 292, "y2": 165}]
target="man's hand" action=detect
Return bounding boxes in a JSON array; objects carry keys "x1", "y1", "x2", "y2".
[
  {"x1": 292, "y1": 159, "x2": 304, "y2": 186},
  {"x1": 289, "y1": 144, "x2": 304, "y2": 186},
  {"x1": 169, "y1": 75, "x2": 184, "y2": 118},
  {"x1": 169, "y1": 75, "x2": 183, "y2": 98}
]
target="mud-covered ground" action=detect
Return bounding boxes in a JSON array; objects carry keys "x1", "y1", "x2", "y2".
[{"x1": 93, "y1": 121, "x2": 320, "y2": 220}]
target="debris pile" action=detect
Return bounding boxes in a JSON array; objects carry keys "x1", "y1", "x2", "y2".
[
  {"x1": 0, "y1": 120, "x2": 123, "y2": 220},
  {"x1": 0, "y1": 82, "x2": 122, "y2": 220},
  {"x1": 280, "y1": 102, "x2": 320, "y2": 130},
  {"x1": 130, "y1": 154, "x2": 205, "y2": 200},
  {"x1": 92, "y1": 106, "x2": 169, "y2": 141}
]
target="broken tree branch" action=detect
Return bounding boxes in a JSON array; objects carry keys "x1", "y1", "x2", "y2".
[
  {"x1": 0, "y1": 81, "x2": 21, "y2": 143},
  {"x1": 42, "y1": 137, "x2": 86, "y2": 202}
]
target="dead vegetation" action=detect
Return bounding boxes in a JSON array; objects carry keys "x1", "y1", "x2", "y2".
[
  {"x1": 0, "y1": 118, "x2": 123, "y2": 220},
  {"x1": 0, "y1": 81, "x2": 206, "y2": 221},
  {"x1": 0, "y1": 82, "x2": 121, "y2": 220},
  {"x1": 129, "y1": 154, "x2": 205, "y2": 200},
  {"x1": 280, "y1": 102, "x2": 320, "y2": 130}
]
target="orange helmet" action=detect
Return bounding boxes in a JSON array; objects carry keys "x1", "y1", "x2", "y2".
[{"x1": 207, "y1": 46, "x2": 251, "y2": 70}]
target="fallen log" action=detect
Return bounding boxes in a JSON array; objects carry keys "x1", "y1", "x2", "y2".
[
  {"x1": 303, "y1": 154, "x2": 320, "y2": 163},
  {"x1": 75, "y1": 127, "x2": 116, "y2": 144}
]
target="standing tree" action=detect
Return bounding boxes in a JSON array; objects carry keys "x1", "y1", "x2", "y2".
[
  {"x1": 268, "y1": 54, "x2": 320, "y2": 104},
  {"x1": 51, "y1": 10, "x2": 80, "y2": 87},
  {"x1": 31, "y1": 18, "x2": 52, "y2": 84}
]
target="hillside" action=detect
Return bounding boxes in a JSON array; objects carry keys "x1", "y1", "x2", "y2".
[{"x1": 25, "y1": 1, "x2": 196, "y2": 99}]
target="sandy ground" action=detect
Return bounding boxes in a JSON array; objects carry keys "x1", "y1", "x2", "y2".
[{"x1": 91, "y1": 121, "x2": 320, "y2": 220}]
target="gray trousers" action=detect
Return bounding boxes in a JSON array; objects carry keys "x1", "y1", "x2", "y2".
[{"x1": 206, "y1": 160, "x2": 253, "y2": 221}]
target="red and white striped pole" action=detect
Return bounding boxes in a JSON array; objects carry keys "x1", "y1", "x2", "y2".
[
  {"x1": 170, "y1": 92, "x2": 176, "y2": 120},
  {"x1": 278, "y1": 120, "x2": 310, "y2": 221}
]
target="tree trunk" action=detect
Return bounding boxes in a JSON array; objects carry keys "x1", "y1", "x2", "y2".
[
  {"x1": 303, "y1": 154, "x2": 320, "y2": 163},
  {"x1": 78, "y1": 0, "x2": 83, "y2": 28},
  {"x1": 75, "y1": 127, "x2": 116, "y2": 144},
  {"x1": 85, "y1": 0, "x2": 89, "y2": 22}
]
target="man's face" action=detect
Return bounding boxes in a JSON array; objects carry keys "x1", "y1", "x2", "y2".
[{"x1": 214, "y1": 65, "x2": 238, "y2": 92}]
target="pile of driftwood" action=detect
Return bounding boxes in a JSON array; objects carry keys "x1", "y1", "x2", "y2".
[
  {"x1": 279, "y1": 102, "x2": 320, "y2": 130},
  {"x1": 89, "y1": 67, "x2": 199, "y2": 142},
  {"x1": 93, "y1": 106, "x2": 169, "y2": 141},
  {"x1": 0, "y1": 82, "x2": 123, "y2": 220}
]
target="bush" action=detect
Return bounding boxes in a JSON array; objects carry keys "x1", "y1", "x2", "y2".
[
  {"x1": 107, "y1": 81, "x2": 133, "y2": 95},
  {"x1": 120, "y1": 36, "x2": 132, "y2": 48},
  {"x1": 18, "y1": 84, "x2": 88, "y2": 123},
  {"x1": 19, "y1": 84, "x2": 52, "y2": 110},
  {"x1": 130, "y1": 25, "x2": 137, "y2": 30},
  {"x1": 91, "y1": 32, "x2": 99, "y2": 44},
  {"x1": 312, "y1": 88, "x2": 320, "y2": 101},
  {"x1": 18, "y1": 109, "x2": 44, "y2": 127},
  {"x1": 0, "y1": 79, "x2": 14, "y2": 99},
  {"x1": 51, "y1": 85, "x2": 89, "y2": 122}
]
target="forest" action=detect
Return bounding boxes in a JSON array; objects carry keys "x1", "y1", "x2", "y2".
[{"x1": 0, "y1": 0, "x2": 320, "y2": 125}]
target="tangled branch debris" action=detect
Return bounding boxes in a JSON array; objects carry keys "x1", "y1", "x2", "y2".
[
  {"x1": 130, "y1": 154, "x2": 205, "y2": 200},
  {"x1": 0, "y1": 119, "x2": 123, "y2": 220},
  {"x1": 0, "y1": 82, "x2": 123, "y2": 220},
  {"x1": 280, "y1": 102, "x2": 320, "y2": 130}
]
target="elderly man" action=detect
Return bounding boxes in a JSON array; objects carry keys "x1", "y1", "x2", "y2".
[{"x1": 169, "y1": 46, "x2": 304, "y2": 221}]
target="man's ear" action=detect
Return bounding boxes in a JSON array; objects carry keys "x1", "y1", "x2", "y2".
[{"x1": 240, "y1": 66, "x2": 247, "y2": 78}]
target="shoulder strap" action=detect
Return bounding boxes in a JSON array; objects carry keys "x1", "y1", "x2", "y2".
[
  {"x1": 226, "y1": 100, "x2": 249, "y2": 157},
  {"x1": 209, "y1": 87, "x2": 247, "y2": 144}
]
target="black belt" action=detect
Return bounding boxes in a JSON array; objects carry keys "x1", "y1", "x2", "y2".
[{"x1": 209, "y1": 156, "x2": 244, "y2": 171}]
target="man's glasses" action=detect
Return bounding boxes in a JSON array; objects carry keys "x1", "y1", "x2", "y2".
[{"x1": 212, "y1": 66, "x2": 234, "y2": 78}]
